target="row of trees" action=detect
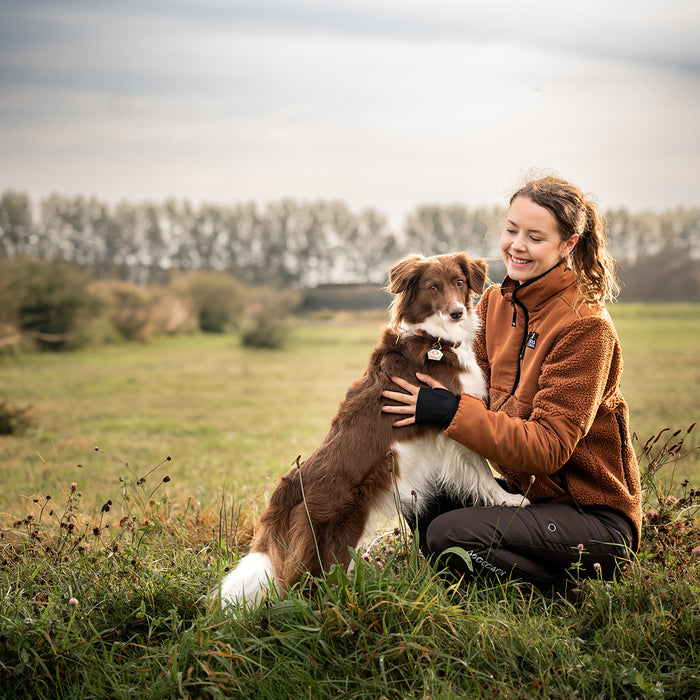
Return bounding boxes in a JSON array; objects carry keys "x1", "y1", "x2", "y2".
[{"x1": 1, "y1": 190, "x2": 699, "y2": 298}]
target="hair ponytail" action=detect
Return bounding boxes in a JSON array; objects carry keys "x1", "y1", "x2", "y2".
[
  {"x1": 569, "y1": 201, "x2": 620, "y2": 306},
  {"x1": 510, "y1": 175, "x2": 620, "y2": 307}
]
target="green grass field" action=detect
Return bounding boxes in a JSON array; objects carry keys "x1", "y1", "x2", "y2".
[
  {"x1": 1, "y1": 303, "x2": 698, "y2": 518},
  {"x1": 1, "y1": 303, "x2": 699, "y2": 699},
  {"x1": 1, "y1": 318, "x2": 383, "y2": 517}
]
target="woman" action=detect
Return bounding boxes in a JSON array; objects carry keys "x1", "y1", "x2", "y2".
[{"x1": 382, "y1": 175, "x2": 642, "y2": 596}]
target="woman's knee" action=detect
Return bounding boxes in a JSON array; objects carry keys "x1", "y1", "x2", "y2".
[{"x1": 425, "y1": 508, "x2": 492, "y2": 556}]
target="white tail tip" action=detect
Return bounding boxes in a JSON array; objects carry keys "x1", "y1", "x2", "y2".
[{"x1": 215, "y1": 552, "x2": 276, "y2": 610}]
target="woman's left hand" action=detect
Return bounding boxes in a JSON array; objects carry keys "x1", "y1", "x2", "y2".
[{"x1": 381, "y1": 372, "x2": 448, "y2": 427}]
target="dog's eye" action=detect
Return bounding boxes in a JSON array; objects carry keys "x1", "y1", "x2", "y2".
[
  {"x1": 428, "y1": 284, "x2": 438, "y2": 291},
  {"x1": 456, "y1": 279, "x2": 465, "y2": 287}
]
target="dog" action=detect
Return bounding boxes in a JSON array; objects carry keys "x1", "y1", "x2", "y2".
[{"x1": 216, "y1": 252, "x2": 529, "y2": 609}]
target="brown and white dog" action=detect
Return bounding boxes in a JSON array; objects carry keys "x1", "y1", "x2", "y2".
[{"x1": 216, "y1": 252, "x2": 528, "y2": 609}]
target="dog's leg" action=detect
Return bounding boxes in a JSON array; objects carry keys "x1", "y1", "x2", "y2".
[{"x1": 477, "y1": 471, "x2": 530, "y2": 508}]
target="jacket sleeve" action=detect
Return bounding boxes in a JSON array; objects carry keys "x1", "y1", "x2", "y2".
[{"x1": 444, "y1": 317, "x2": 619, "y2": 476}]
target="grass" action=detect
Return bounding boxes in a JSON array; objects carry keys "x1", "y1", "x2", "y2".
[
  {"x1": 1, "y1": 304, "x2": 698, "y2": 517},
  {"x1": 1, "y1": 426, "x2": 699, "y2": 698},
  {"x1": 1, "y1": 303, "x2": 699, "y2": 698},
  {"x1": 610, "y1": 303, "x2": 700, "y2": 457},
  {"x1": 0, "y1": 320, "x2": 379, "y2": 516}
]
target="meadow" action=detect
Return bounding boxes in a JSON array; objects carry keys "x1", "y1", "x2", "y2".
[{"x1": 1, "y1": 303, "x2": 699, "y2": 698}]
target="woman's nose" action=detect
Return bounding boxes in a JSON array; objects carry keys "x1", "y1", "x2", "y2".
[{"x1": 511, "y1": 235, "x2": 527, "y2": 250}]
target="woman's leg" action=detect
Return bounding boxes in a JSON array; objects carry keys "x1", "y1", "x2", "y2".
[
  {"x1": 404, "y1": 492, "x2": 468, "y2": 559},
  {"x1": 425, "y1": 503, "x2": 635, "y2": 591}
]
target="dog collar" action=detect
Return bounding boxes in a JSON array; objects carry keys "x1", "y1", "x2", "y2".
[{"x1": 412, "y1": 329, "x2": 461, "y2": 361}]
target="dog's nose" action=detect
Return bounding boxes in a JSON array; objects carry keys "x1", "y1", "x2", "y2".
[{"x1": 449, "y1": 307, "x2": 464, "y2": 320}]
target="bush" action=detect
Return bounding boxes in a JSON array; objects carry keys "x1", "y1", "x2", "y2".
[
  {"x1": 240, "y1": 287, "x2": 301, "y2": 349},
  {"x1": 0, "y1": 258, "x2": 99, "y2": 350},
  {"x1": 90, "y1": 280, "x2": 153, "y2": 342},
  {"x1": 241, "y1": 317, "x2": 288, "y2": 349},
  {"x1": 0, "y1": 400, "x2": 34, "y2": 435},
  {"x1": 0, "y1": 323, "x2": 22, "y2": 354},
  {"x1": 169, "y1": 271, "x2": 247, "y2": 333},
  {"x1": 147, "y1": 288, "x2": 199, "y2": 336}
]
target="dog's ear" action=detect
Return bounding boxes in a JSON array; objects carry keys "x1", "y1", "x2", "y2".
[
  {"x1": 388, "y1": 254, "x2": 425, "y2": 294},
  {"x1": 456, "y1": 254, "x2": 487, "y2": 295}
]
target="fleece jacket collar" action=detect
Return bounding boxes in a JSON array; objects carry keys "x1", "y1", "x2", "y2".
[{"x1": 499, "y1": 259, "x2": 577, "y2": 314}]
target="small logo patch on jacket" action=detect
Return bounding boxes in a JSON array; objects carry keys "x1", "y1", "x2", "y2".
[{"x1": 526, "y1": 331, "x2": 539, "y2": 349}]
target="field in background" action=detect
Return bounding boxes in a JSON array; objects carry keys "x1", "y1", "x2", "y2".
[{"x1": 1, "y1": 303, "x2": 698, "y2": 521}]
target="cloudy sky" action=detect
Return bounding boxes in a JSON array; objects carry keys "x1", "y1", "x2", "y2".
[{"x1": 1, "y1": 0, "x2": 699, "y2": 225}]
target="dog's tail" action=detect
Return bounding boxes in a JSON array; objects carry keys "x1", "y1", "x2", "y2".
[{"x1": 215, "y1": 551, "x2": 277, "y2": 610}]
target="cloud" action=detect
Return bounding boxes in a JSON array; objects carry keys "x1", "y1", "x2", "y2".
[{"x1": 1, "y1": 0, "x2": 699, "y2": 218}]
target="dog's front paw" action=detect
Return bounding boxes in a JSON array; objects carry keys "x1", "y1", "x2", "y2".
[{"x1": 501, "y1": 494, "x2": 530, "y2": 508}]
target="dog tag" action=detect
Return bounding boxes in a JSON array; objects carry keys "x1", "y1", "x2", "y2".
[{"x1": 427, "y1": 346, "x2": 443, "y2": 361}]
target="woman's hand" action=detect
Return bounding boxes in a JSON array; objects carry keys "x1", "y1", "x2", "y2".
[{"x1": 381, "y1": 372, "x2": 448, "y2": 427}]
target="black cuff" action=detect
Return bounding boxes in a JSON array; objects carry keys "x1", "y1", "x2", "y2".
[{"x1": 415, "y1": 388, "x2": 460, "y2": 428}]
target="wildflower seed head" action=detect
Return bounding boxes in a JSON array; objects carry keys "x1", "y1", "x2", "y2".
[
  {"x1": 68, "y1": 597, "x2": 79, "y2": 606},
  {"x1": 70, "y1": 482, "x2": 77, "y2": 492}
]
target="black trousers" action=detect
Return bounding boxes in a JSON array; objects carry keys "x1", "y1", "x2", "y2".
[{"x1": 410, "y1": 493, "x2": 636, "y2": 593}]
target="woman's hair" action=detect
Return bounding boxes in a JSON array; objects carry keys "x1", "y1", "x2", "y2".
[{"x1": 510, "y1": 175, "x2": 620, "y2": 306}]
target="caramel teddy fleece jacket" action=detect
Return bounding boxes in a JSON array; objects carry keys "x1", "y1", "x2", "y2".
[{"x1": 444, "y1": 262, "x2": 643, "y2": 547}]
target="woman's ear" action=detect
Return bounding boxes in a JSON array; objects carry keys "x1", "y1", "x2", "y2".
[{"x1": 562, "y1": 234, "x2": 579, "y2": 258}]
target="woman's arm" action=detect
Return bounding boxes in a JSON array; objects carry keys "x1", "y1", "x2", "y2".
[
  {"x1": 383, "y1": 317, "x2": 620, "y2": 477},
  {"x1": 445, "y1": 317, "x2": 620, "y2": 475}
]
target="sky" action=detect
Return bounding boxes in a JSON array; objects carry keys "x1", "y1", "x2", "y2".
[{"x1": 1, "y1": 0, "x2": 699, "y2": 227}]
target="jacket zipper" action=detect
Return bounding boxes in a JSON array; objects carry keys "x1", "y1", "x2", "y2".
[
  {"x1": 495, "y1": 262, "x2": 568, "y2": 410},
  {"x1": 495, "y1": 290, "x2": 530, "y2": 411}
]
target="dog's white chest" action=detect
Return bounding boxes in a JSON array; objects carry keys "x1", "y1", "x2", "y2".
[{"x1": 454, "y1": 344, "x2": 487, "y2": 400}]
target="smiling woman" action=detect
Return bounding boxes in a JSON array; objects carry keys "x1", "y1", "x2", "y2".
[
  {"x1": 382, "y1": 174, "x2": 642, "y2": 598},
  {"x1": 504, "y1": 176, "x2": 620, "y2": 307}
]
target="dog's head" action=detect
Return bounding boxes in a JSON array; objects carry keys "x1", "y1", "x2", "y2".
[{"x1": 387, "y1": 252, "x2": 487, "y2": 342}]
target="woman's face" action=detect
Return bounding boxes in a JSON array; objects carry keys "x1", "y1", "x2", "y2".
[{"x1": 500, "y1": 196, "x2": 578, "y2": 282}]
